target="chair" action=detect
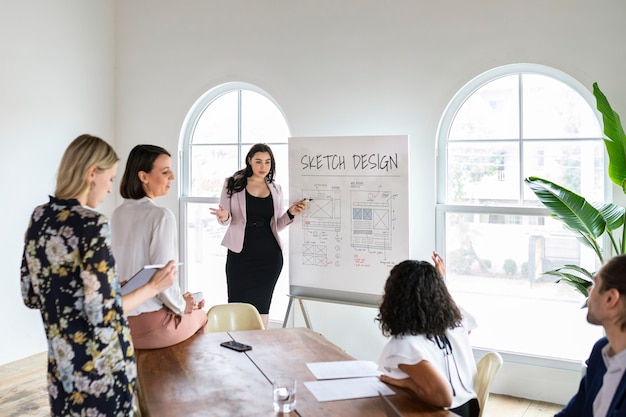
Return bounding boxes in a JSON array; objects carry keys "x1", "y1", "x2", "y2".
[
  {"x1": 474, "y1": 351, "x2": 503, "y2": 417},
  {"x1": 205, "y1": 303, "x2": 265, "y2": 332}
]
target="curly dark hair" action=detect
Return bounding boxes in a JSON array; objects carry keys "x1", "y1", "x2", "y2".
[
  {"x1": 226, "y1": 143, "x2": 276, "y2": 196},
  {"x1": 376, "y1": 260, "x2": 462, "y2": 339}
]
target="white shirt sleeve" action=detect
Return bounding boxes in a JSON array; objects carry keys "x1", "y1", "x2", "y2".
[{"x1": 150, "y1": 207, "x2": 186, "y2": 316}]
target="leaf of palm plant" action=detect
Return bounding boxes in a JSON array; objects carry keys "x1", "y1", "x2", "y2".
[
  {"x1": 591, "y1": 201, "x2": 625, "y2": 231},
  {"x1": 593, "y1": 83, "x2": 626, "y2": 191},
  {"x1": 525, "y1": 176, "x2": 606, "y2": 239},
  {"x1": 543, "y1": 271, "x2": 592, "y2": 297},
  {"x1": 550, "y1": 264, "x2": 595, "y2": 279}
]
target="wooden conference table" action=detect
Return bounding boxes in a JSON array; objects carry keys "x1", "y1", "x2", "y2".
[{"x1": 135, "y1": 327, "x2": 459, "y2": 417}]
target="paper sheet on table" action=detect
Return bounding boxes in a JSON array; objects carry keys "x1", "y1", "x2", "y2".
[
  {"x1": 306, "y1": 360, "x2": 380, "y2": 380},
  {"x1": 304, "y1": 377, "x2": 395, "y2": 402}
]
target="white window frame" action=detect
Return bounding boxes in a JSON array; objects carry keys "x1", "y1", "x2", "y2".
[{"x1": 435, "y1": 63, "x2": 608, "y2": 369}]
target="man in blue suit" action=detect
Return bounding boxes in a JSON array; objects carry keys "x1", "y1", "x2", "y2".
[{"x1": 556, "y1": 255, "x2": 626, "y2": 417}]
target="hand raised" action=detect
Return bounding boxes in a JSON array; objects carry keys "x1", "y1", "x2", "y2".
[{"x1": 432, "y1": 251, "x2": 446, "y2": 279}]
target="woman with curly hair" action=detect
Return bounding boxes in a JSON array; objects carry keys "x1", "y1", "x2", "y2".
[{"x1": 376, "y1": 252, "x2": 479, "y2": 417}]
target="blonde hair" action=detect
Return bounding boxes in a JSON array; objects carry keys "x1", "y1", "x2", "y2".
[{"x1": 55, "y1": 134, "x2": 119, "y2": 199}]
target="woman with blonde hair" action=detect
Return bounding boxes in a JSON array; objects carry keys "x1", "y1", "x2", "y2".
[{"x1": 21, "y1": 134, "x2": 176, "y2": 415}]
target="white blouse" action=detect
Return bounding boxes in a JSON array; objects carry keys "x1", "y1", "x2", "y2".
[
  {"x1": 378, "y1": 324, "x2": 477, "y2": 409},
  {"x1": 110, "y1": 197, "x2": 185, "y2": 317}
]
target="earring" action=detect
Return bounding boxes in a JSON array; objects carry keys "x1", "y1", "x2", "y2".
[{"x1": 90, "y1": 181, "x2": 95, "y2": 190}]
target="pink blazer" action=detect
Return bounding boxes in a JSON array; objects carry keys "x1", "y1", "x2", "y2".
[{"x1": 218, "y1": 178, "x2": 293, "y2": 253}]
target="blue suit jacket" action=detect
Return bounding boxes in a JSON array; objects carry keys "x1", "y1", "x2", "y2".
[
  {"x1": 218, "y1": 178, "x2": 293, "y2": 253},
  {"x1": 556, "y1": 337, "x2": 626, "y2": 417}
]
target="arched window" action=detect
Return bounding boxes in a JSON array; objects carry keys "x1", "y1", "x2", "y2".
[
  {"x1": 436, "y1": 64, "x2": 605, "y2": 360},
  {"x1": 179, "y1": 82, "x2": 291, "y2": 322}
]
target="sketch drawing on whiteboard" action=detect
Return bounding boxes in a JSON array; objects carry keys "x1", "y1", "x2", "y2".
[
  {"x1": 299, "y1": 188, "x2": 341, "y2": 267},
  {"x1": 351, "y1": 189, "x2": 393, "y2": 251},
  {"x1": 302, "y1": 189, "x2": 341, "y2": 231}
]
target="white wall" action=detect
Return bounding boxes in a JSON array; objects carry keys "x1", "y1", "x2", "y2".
[
  {"x1": 0, "y1": 0, "x2": 115, "y2": 365},
  {"x1": 4, "y1": 0, "x2": 626, "y2": 405}
]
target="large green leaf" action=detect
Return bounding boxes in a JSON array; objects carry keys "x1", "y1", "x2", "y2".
[
  {"x1": 543, "y1": 264, "x2": 593, "y2": 298},
  {"x1": 591, "y1": 201, "x2": 625, "y2": 231},
  {"x1": 525, "y1": 176, "x2": 606, "y2": 239},
  {"x1": 593, "y1": 83, "x2": 626, "y2": 192}
]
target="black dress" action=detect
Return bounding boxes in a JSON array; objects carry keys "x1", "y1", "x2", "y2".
[{"x1": 226, "y1": 190, "x2": 283, "y2": 314}]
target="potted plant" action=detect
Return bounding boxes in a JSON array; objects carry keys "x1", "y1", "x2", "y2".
[{"x1": 524, "y1": 83, "x2": 626, "y2": 304}]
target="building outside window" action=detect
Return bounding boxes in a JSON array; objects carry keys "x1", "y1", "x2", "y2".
[
  {"x1": 436, "y1": 64, "x2": 605, "y2": 361},
  {"x1": 179, "y1": 82, "x2": 291, "y2": 323}
]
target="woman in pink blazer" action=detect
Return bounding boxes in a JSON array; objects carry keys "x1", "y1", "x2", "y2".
[{"x1": 211, "y1": 143, "x2": 307, "y2": 328}]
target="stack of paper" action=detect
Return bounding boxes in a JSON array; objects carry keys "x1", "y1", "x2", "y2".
[{"x1": 303, "y1": 360, "x2": 395, "y2": 402}]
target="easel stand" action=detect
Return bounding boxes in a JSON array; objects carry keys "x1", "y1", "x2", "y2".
[{"x1": 282, "y1": 294, "x2": 379, "y2": 329}]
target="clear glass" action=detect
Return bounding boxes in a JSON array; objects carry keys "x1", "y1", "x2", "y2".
[
  {"x1": 189, "y1": 145, "x2": 239, "y2": 197},
  {"x1": 522, "y1": 140, "x2": 604, "y2": 205},
  {"x1": 449, "y1": 75, "x2": 519, "y2": 140},
  {"x1": 192, "y1": 92, "x2": 238, "y2": 145},
  {"x1": 522, "y1": 74, "x2": 602, "y2": 139},
  {"x1": 446, "y1": 141, "x2": 520, "y2": 205},
  {"x1": 241, "y1": 91, "x2": 290, "y2": 142},
  {"x1": 444, "y1": 211, "x2": 603, "y2": 360}
]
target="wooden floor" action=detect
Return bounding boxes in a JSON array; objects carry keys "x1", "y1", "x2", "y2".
[{"x1": 0, "y1": 352, "x2": 564, "y2": 416}]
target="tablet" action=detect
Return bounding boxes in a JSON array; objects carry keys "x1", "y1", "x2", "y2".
[{"x1": 120, "y1": 265, "x2": 161, "y2": 295}]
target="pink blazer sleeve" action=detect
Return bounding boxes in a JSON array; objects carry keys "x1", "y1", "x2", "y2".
[{"x1": 217, "y1": 178, "x2": 293, "y2": 253}]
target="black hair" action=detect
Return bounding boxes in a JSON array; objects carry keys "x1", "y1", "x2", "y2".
[
  {"x1": 226, "y1": 143, "x2": 276, "y2": 196},
  {"x1": 376, "y1": 260, "x2": 463, "y2": 339},
  {"x1": 119, "y1": 144, "x2": 171, "y2": 199}
]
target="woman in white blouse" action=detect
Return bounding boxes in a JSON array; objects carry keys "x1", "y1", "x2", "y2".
[
  {"x1": 111, "y1": 144, "x2": 207, "y2": 349},
  {"x1": 376, "y1": 253, "x2": 479, "y2": 417}
]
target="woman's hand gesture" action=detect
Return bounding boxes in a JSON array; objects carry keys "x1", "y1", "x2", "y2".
[{"x1": 210, "y1": 204, "x2": 229, "y2": 222}]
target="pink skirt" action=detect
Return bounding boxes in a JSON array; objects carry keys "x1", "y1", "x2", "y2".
[{"x1": 128, "y1": 307, "x2": 207, "y2": 349}]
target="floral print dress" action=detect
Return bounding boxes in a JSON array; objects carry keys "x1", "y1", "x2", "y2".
[{"x1": 21, "y1": 197, "x2": 137, "y2": 417}]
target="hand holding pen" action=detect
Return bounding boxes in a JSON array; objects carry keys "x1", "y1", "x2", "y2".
[{"x1": 288, "y1": 198, "x2": 311, "y2": 216}]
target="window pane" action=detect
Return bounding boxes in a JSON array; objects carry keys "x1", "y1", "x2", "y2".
[
  {"x1": 449, "y1": 75, "x2": 519, "y2": 140},
  {"x1": 444, "y1": 211, "x2": 602, "y2": 360},
  {"x1": 523, "y1": 140, "x2": 604, "y2": 205},
  {"x1": 447, "y1": 142, "x2": 520, "y2": 205},
  {"x1": 192, "y1": 92, "x2": 238, "y2": 145},
  {"x1": 185, "y1": 202, "x2": 229, "y2": 311},
  {"x1": 522, "y1": 74, "x2": 602, "y2": 139},
  {"x1": 190, "y1": 145, "x2": 238, "y2": 197},
  {"x1": 241, "y1": 91, "x2": 290, "y2": 142}
]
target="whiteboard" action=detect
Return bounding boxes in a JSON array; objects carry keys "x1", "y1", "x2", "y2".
[{"x1": 288, "y1": 135, "x2": 409, "y2": 306}]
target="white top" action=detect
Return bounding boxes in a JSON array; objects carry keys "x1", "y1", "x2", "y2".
[
  {"x1": 593, "y1": 343, "x2": 626, "y2": 417},
  {"x1": 378, "y1": 324, "x2": 477, "y2": 409},
  {"x1": 110, "y1": 197, "x2": 185, "y2": 316}
]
